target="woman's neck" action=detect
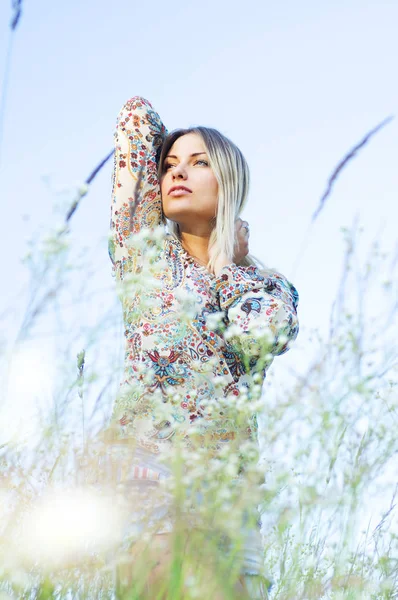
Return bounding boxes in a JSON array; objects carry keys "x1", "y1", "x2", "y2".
[{"x1": 179, "y1": 230, "x2": 210, "y2": 266}]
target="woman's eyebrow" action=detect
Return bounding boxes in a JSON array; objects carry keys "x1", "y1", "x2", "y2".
[{"x1": 166, "y1": 152, "x2": 207, "y2": 159}]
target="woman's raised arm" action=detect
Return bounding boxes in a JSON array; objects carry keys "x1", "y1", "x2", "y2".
[{"x1": 109, "y1": 96, "x2": 167, "y2": 279}]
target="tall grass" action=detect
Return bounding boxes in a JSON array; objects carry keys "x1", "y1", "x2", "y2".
[{"x1": 0, "y1": 186, "x2": 396, "y2": 599}]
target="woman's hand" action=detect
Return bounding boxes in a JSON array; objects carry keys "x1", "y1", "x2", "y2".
[{"x1": 233, "y1": 218, "x2": 250, "y2": 264}]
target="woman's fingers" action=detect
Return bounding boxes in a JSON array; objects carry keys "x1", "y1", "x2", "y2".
[
  {"x1": 241, "y1": 221, "x2": 250, "y2": 237},
  {"x1": 236, "y1": 218, "x2": 250, "y2": 237},
  {"x1": 234, "y1": 218, "x2": 250, "y2": 264}
]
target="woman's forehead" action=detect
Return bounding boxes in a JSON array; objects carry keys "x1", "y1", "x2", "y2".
[{"x1": 168, "y1": 133, "x2": 206, "y2": 157}]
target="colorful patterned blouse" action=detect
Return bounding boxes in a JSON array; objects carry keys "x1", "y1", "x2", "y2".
[{"x1": 108, "y1": 96, "x2": 299, "y2": 458}]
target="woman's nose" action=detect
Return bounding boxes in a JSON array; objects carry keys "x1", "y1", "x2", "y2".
[{"x1": 172, "y1": 164, "x2": 188, "y2": 180}]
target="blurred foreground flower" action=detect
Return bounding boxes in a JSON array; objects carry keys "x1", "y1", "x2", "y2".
[{"x1": 10, "y1": 485, "x2": 126, "y2": 571}]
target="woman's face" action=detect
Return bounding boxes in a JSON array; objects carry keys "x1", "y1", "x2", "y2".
[{"x1": 160, "y1": 133, "x2": 219, "y2": 233}]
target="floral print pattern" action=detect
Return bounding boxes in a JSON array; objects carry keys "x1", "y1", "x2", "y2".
[{"x1": 108, "y1": 96, "x2": 299, "y2": 456}]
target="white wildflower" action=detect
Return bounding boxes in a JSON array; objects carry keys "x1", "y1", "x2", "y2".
[
  {"x1": 205, "y1": 311, "x2": 225, "y2": 330},
  {"x1": 251, "y1": 397, "x2": 267, "y2": 412},
  {"x1": 134, "y1": 361, "x2": 147, "y2": 375},
  {"x1": 355, "y1": 416, "x2": 370, "y2": 435},
  {"x1": 144, "y1": 246, "x2": 161, "y2": 261},
  {"x1": 224, "y1": 324, "x2": 242, "y2": 340},
  {"x1": 152, "y1": 225, "x2": 167, "y2": 243},
  {"x1": 277, "y1": 333, "x2": 288, "y2": 347}
]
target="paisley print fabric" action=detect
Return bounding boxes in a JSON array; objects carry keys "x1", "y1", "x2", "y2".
[{"x1": 108, "y1": 96, "x2": 299, "y2": 459}]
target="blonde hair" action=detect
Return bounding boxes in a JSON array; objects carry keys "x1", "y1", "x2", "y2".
[{"x1": 157, "y1": 127, "x2": 264, "y2": 272}]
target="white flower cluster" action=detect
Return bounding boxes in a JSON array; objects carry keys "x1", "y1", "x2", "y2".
[
  {"x1": 204, "y1": 310, "x2": 226, "y2": 332},
  {"x1": 173, "y1": 287, "x2": 199, "y2": 323}
]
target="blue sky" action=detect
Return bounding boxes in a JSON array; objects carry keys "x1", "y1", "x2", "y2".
[
  {"x1": 0, "y1": 0, "x2": 397, "y2": 443},
  {"x1": 1, "y1": 0, "x2": 396, "y2": 315}
]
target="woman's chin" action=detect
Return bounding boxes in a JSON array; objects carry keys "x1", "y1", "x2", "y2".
[
  {"x1": 162, "y1": 207, "x2": 192, "y2": 225},
  {"x1": 162, "y1": 208, "x2": 214, "y2": 234}
]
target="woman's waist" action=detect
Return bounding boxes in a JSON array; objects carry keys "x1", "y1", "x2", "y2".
[
  {"x1": 111, "y1": 408, "x2": 255, "y2": 442},
  {"x1": 101, "y1": 440, "x2": 172, "y2": 482},
  {"x1": 106, "y1": 414, "x2": 257, "y2": 466}
]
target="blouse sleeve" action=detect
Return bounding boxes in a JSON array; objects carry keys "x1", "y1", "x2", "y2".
[
  {"x1": 211, "y1": 264, "x2": 299, "y2": 361},
  {"x1": 109, "y1": 96, "x2": 167, "y2": 279}
]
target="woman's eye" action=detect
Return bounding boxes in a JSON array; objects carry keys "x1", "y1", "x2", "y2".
[
  {"x1": 164, "y1": 163, "x2": 175, "y2": 170},
  {"x1": 195, "y1": 160, "x2": 209, "y2": 166}
]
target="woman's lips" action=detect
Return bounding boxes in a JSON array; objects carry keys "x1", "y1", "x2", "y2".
[{"x1": 168, "y1": 189, "x2": 192, "y2": 197}]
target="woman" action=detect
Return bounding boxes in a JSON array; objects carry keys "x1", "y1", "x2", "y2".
[{"x1": 107, "y1": 96, "x2": 299, "y2": 598}]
